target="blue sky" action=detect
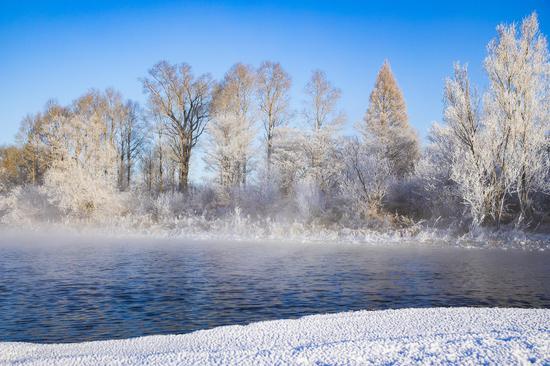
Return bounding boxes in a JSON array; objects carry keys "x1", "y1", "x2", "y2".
[{"x1": 1, "y1": 0, "x2": 548, "y2": 147}]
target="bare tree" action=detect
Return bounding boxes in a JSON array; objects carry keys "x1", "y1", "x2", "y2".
[
  {"x1": 206, "y1": 63, "x2": 257, "y2": 194},
  {"x1": 154, "y1": 121, "x2": 166, "y2": 193},
  {"x1": 303, "y1": 70, "x2": 344, "y2": 131},
  {"x1": 442, "y1": 64, "x2": 481, "y2": 158},
  {"x1": 117, "y1": 101, "x2": 147, "y2": 190},
  {"x1": 256, "y1": 61, "x2": 291, "y2": 173},
  {"x1": 142, "y1": 61, "x2": 213, "y2": 192},
  {"x1": 340, "y1": 137, "x2": 392, "y2": 216},
  {"x1": 141, "y1": 150, "x2": 154, "y2": 192},
  {"x1": 300, "y1": 70, "x2": 345, "y2": 191}
]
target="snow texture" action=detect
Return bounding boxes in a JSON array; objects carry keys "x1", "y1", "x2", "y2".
[{"x1": 1, "y1": 307, "x2": 548, "y2": 365}]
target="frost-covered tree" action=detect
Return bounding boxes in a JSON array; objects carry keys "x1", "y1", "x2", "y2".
[
  {"x1": 43, "y1": 92, "x2": 120, "y2": 217},
  {"x1": 434, "y1": 13, "x2": 550, "y2": 227},
  {"x1": 101, "y1": 89, "x2": 130, "y2": 190},
  {"x1": 443, "y1": 64, "x2": 481, "y2": 160},
  {"x1": 339, "y1": 137, "x2": 392, "y2": 218},
  {"x1": 362, "y1": 61, "x2": 419, "y2": 179},
  {"x1": 267, "y1": 70, "x2": 346, "y2": 216},
  {"x1": 268, "y1": 127, "x2": 301, "y2": 196},
  {"x1": 94, "y1": 89, "x2": 147, "y2": 191},
  {"x1": 303, "y1": 70, "x2": 345, "y2": 132},
  {"x1": 256, "y1": 61, "x2": 292, "y2": 173},
  {"x1": 14, "y1": 101, "x2": 69, "y2": 186},
  {"x1": 116, "y1": 101, "x2": 147, "y2": 190},
  {"x1": 438, "y1": 63, "x2": 493, "y2": 225},
  {"x1": 441, "y1": 63, "x2": 517, "y2": 227},
  {"x1": 141, "y1": 149, "x2": 155, "y2": 192},
  {"x1": 153, "y1": 120, "x2": 178, "y2": 193},
  {"x1": 205, "y1": 63, "x2": 257, "y2": 196},
  {"x1": 300, "y1": 70, "x2": 345, "y2": 191},
  {"x1": 482, "y1": 12, "x2": 550, "y2": 223},
  {"x1": 17, "y1": 114, "x2": 46, "y2": 185},
  {"x1": 30, "y1": 101, "x2": 70, "y2": 170},
  {"x1": 2, "y1": 14, "x2": 548, "y2": 235},
  {"x1": 142, "y1": 61, "x2": 213, "y2": 192},
  {"x1": 140, "y1": 123, "x2": 159, "y2": 193}
]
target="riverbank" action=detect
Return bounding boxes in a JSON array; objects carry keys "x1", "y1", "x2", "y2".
[
  {"x1": 1, "y1": 218, "x2": 549, "y2": 251},
  {"x1": 1, "y1": 307, "x2": 548, "y2": 365},
  {"x1": 2, "y1": 186, "x2": 549, "y2": 251}
]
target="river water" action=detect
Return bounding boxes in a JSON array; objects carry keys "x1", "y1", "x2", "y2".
[{"x1": 0, "y1": 237, "x2": 548, "y2": 343}]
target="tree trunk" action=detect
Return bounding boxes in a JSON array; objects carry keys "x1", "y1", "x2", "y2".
[
  {"x1": 31, "y1": 152, "x2": 36, "y2": 185},
  {"x1": 126, "y1": 143, "x2": 132, "y2": 189},
  {"x1": 266, "y1": 135, "x2": 273, "y2": 176},
  {"x1": 179, "y1": 160, "x2": 189, "y2": 192},
  {"x1": 158, "y1": 146, "x2": 164, "y2": 193},
  {"x1": 242, "y1": 156, "x2": 247, "y2": 186},
  {"x1": 147, "y1": 158, "x2": 152, "y2": 192},
  {"x1": 178, "y1": 144, "x2": 191, "y2": 192},
  {"x1": 119, "y1": 149, "x2": 125, "y2": 190}
]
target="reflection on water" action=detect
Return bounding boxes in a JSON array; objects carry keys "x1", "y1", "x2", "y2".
[{"x1": 0, "y1": 239, "x2": 548, "y2": 343}]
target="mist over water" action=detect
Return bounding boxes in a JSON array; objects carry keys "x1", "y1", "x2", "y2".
[{"x1": 0, "y1": 235, "x2": 549, "y2": 343}]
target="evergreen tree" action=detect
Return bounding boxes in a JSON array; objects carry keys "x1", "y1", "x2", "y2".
[{"x1": 362, "y1": 61, "x2": 419, "y2": 178}]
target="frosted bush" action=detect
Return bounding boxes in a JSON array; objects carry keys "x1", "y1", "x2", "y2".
[
  {"x1": 293, "y1": 177, "x2": 323, "y2": 221},
  {"x1": 0, "y1": 185, "x2": 59, "y2": 226},
  {"x1": 44, "y1": 158, "x2": 122, "y2": 219}
]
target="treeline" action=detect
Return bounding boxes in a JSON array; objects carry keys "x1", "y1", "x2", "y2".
[{"x1": 1, "y1": 13, "x2": 548, "y2": 232}]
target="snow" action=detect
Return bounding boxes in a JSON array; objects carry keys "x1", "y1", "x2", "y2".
[{"x1": 1, "y1": 308, "x2": 548, "y2": 365}]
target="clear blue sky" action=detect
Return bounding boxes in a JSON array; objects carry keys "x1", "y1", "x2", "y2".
[{"x1": 1, "y1": 0, "x2": 548, "y2": 147}]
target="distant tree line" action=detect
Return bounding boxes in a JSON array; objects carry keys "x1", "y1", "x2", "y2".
[{"x1": 0, "y1": 13, "x2": 548, "y2": 231}]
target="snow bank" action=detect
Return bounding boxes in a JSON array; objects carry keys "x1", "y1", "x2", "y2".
[{"x1": 1, "y1": 308, "x2": 548, "y2": 365}]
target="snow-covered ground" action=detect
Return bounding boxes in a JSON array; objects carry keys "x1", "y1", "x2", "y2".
[{"x1": 1, "y1": 308, "x2": 548, "y2": 365}]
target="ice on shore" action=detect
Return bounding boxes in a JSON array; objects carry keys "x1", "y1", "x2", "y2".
[{"x1": 1, "y1": 307, "x2": 548, "y2": 365}]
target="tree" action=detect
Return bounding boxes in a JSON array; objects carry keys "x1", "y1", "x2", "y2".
[
  {"x1": 116, "y1": 100, "x2": 147, "y2": 190},
  {"x1": 147, "y1": 120, "x2": 171, "y2": 193},
  {"x1": 339, "y1": 137, "x2": 392, "y2": 217},
  {"x1": 419, "y1": 64, "x2": 481, "y2": 221},
  {"x1": 300, "y1": 70, "x2": 345, "y2": 191},
  {"x1": 139, "y1": 121, "x2": 166, "y2": 193},
  {"x1": 443, "y1": 64, "x2": 481, "y2": 159},
  {"x1": 95, "y1": 89, "x2": 147, "y2": 191},
  {"x1": 0, "y1": 145, "x2": 25, "y2": 190},
  {"x1": 15, "y1": 101, "x2": 68, "y2": 186},
  {"x1": 439, "y1": 63, "x2": 493, "y2": 225},
  {"x1": 303, "y1": 70, "x2": 344, "y2": 132},
  {"x1": 434, "y1": 13, "x2": 550, "y2": 227},
  {"x1": 256, "y1": 61, "x2": 292, "y2": 172},
  {"x1": 141, "y1": 149, "x2": 155, "y2": 192},
  {"x1": 205, "y1": 63, "x2": 257, "y2": 195},
  {"x1": 269, "y1": 127, "x2": 306, "y2": 196},
  {"x1": 17, "y1": 114, "x2": 46, "y2": 185},
  {"x1": 362, "y1": 61, "x2": 419, "y2": 178},
  {"x1": 142, "y1": 61, "x2": 213, "y2": 192},
  {"x1": 482, "y1": 12, "x2": 550, "y2": 224},
  {"x1": 43, "y1": 92, "x2": 120, "y2": 216},
  {"x1": 31, "y1": 101, "x2": 70, "y2": 173}
]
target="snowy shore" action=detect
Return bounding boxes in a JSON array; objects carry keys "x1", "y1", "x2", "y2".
[{"x1": 1, "y1": 308, "x2": 548, "y2": 365}]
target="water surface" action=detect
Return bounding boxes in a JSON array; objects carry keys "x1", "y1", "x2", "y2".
[{"x1": 0, "y1": 237, "x2": 548, "y2": 343}]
